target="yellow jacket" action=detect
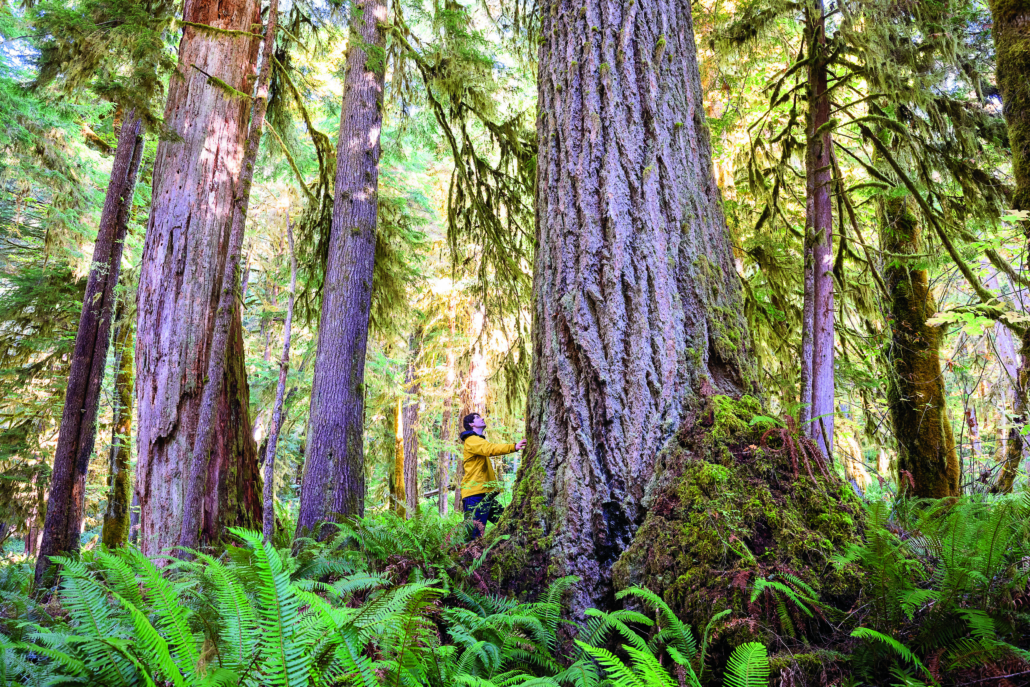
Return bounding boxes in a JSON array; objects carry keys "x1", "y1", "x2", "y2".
[{"x1": 460, "y1": 433, "x2": 516, "y2": 499}]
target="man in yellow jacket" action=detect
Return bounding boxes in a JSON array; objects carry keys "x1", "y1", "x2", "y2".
[{"x1": 460, "y1": 412, "x2": 526, "y2": 538}]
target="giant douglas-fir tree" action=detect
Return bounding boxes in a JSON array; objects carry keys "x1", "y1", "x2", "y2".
[{"x1": 493, "y1": 0, "x2": 761, "y2": 612}]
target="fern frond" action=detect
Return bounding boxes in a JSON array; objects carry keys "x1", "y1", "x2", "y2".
[{"x1": 723, "y1": 642, "x2": 770, "y2": 687}]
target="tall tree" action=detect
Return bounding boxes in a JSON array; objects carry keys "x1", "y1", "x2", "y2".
[
  {"x1": 986, "y1": 0, "x2": 1030, "y2": 491},
  {"x1": 34, "y1": 114, "x2": 144, "y2": 586},
  {"x1": 804, "y1": 0, "x2": 835, "y2": 459},
  {"x1": 402, "y1": 332, "x2": 421, "y2": 517},
  {"x1": 135, "y1": 0, "x2": 263, "y2": 558},
  {"x1": 295, "y1": 0, "x2": 388, "y2": 535},
  {"x1": 500, "y1": 0, "x2": 757, "y2": 612},
  {"x1": 101, "y1": 289, "x2": 135, "y2": 548},
  {"x1": 881, "y1": 195, "x2": 960, "y2": 498},
  {"x1": 177, "y1": 0, "x2": 280, "y2": 553}
]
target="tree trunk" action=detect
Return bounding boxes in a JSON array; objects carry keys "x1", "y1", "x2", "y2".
[
  {"x1": 455, "y1": 340, "x2": 488, "y2": 512},
  {"x1": 403, "y1": 333, "x2": 421, "y2": 518},
  {"x1": 35, "y1": 115, "x2": 144, "y2": 586},
  {"x1": 295, "y1": 0, "x2": 388, "y2": 535},
  {"x1": 499, "y1": 0, "x2": 756, "y2": 613},
  {"x1": 393, "y1": 399, "x2": 406, "y2": 516},
  {"x1": 881, "y1": 195, "x2": 959, "y2": 498},
  {"x1": 135, "y1": 0, "x2": 263, "y2": 559},
  {"x1": 806, "y1": 0, "x2": 835, "y2": 461},
  {"x1": 991, "y1": 314, "x2": 1025, "y2": 492},
  {"x1": 438, "y1": 303, "x2": 457, "y2": 516},
  {"x1": 263, "y1": 219, "x2": 296, "y2": 543},
  {"x1": 987, "y1": 0, "x2": 1030, "y2": 492},
  {"x1": 101, "y1": 291, "x2": 135, "y2": 548},
  {"x1": 178, "y1": 0, "x2": 279, "y2": 553},
  {"x1": 799, "y1": 239, "x2": 815, "y2": 430}
]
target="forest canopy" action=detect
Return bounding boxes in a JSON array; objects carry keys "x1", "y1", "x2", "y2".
[{"x1": 1, "y1": 0, "x2": 1030, "y2": 685}]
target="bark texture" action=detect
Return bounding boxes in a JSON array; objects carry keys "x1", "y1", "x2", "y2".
[
  {"x1": 497, "y1": 0, "x2": 756, "y2": 613},
  {"x1": 403, "y1": 333, "x2": 421, "y2": 517},
  {"x1": 295, "y1": 0, "x2": 387, "y2": 534},
  {"x1": 806, "y1": 0, "x2": 835, "y2": 460},
  {"x1": 178, "y1": 0, "x2": 279, "y2": 553},
  {"x1": 263, "y1": 219, "x2": 295, "y2": 543},
  {"x1": 101, "y1": 294, "x2": 135, "y2": 548},
  {"x1": 35, "y1": 116, "x2": 143, "y2": 585},
  {"x1": 881, "y1": 196, "x2": 959, "y2": 498},
  {"x1": 135, "y1": 0, "x2": 263, "y2": 558}
]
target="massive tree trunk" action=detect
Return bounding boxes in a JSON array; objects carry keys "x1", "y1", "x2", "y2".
[
  {"x1": 402, "y1": 333, "x2": 421, "y2": 517},
  {"x1": 881, "y1": 195, "x2": 959, "y2": 498},
  {"x1": 295, "y1": 0, "x2": 388, "y2": 534},
  {"x1": 101, "y1": 292, "x2": 135, "y2": 548},
  {"x1": 987, "y1": 0, "x2": 1030, "y2": 493},
  {"x1": 805, "y1": 0, "x2": 835, "y2": 460},
  {"x1": 35, "y1": 115, "x2": 143, "y2": 586},
  {"x1": 135, "y1": 0, "x2": 263, "y2": 559},
  {"x1": 498, "y1": 0, "x2": 756, "y2": 613}
]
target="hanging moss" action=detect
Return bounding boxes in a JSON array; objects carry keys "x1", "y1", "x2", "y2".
[{"x1": 610, "y1": 395, "x2": 863, "y2": 652}]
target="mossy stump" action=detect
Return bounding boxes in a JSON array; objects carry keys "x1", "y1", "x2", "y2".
[{"x1": 611, "y1": 395, "x2": 863, "y2": 663}]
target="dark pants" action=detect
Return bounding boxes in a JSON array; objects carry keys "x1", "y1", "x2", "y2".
[{"x1": 463, "y1": 493, "x2": 502, "y2": 539}]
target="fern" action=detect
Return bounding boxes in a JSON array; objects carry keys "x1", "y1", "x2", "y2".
[
  {"x1": 723, "y1": 642, "x2": 770, "y2": 687},
  {"x1": 851, "y1": 627, "x2": 935, "y2": 683}
]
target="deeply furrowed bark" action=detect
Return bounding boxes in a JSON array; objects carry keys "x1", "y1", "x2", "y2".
[
  {"x1": 497, "y1": 0, "x2": 756, "y2": 613},
  {"x1": 35, "y1": 115, "x2": 143, "y2": 586},
  {"x1": 403, "y1": 333, "x2": 421, "y2": 518},
  {"x1": 263, "y1": 219, "x2": 296, "y2": 543},
  {"x1": 881, "y1": 196, "x2": 959, "y2": 498},
  {"x1": 806, "y1": 0, "x2": 835, "y2": 460},
  {"x1": 178, "y1": 0, "x2": 279, "y2": 554},
  {"x1": 101, "y1": 294, "x2": 135, "y2": 549},
  {"x1": 987, "y1": 0, "x2": 1030, "y2": 491},
  {"x1": 136, "y1": 0, "x2": 263, "y2": 559},
  {"x1": 295, "y1": 0, "x2": 387, "y2": 535}
]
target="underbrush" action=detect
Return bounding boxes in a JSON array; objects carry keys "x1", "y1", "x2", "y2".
[{"x1": 1, "y1": 492, "x2": 1028, "y2": 686}]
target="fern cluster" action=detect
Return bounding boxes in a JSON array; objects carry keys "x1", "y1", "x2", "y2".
[{"x1": 0, "y1": 524, "x2": 771, "y2": 686}]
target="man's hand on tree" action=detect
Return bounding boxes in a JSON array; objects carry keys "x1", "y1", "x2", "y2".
[{"x1": 515, "y1": 439, "x2": 527, "y2": 450}]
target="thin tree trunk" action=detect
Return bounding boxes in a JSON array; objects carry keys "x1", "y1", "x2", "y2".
[
  {"x1": 403, "y1": 333, "x2": 421, "y2": 518},
  {"x1": 129, "y1": 491, "x2": 139, "y2": 545},
  {"x1": 178, "y1": 0, "x2": 279, "y2": 553},
  {"x1": 500, "y1": 0, "x2": 756, "y2": 613},
  {"x1": 799, "y1": 239, "x2": 814, "y2": 430},
  {"x1": 882, "y1": 195, "x2": 959, "y2": 498},
  {"x1": 263, "y1": 219, "x2": 296, "y2": 543},
  {"x1": 101, "y1": 291, "x2": 135, "y2": 548},
  {"x1": 135, "y1": 0, "x2": 263, "y2": 559},
  {"x1": 438, "y1": 302, "x2": 457, "y2": 516},
  {"x1": 35, "y1": 115, "x2": 143, "y2": 586},
  {"x1": 455, "y1": 340, "x2": 488, "y2": 511},
  {"x1": 393, "y1": 399, "x2": 406, "y2": 516},
  {"x1": 807, "y1": 0, "x2": 835, "y2": 461},
  {"x1": 295, "y1": 0, "x2": 388, "y2": 535}
]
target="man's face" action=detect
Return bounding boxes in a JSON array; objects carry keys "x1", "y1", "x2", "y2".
[{"x1": 472, "y1": 415, "x2": 487, "y2": 432}]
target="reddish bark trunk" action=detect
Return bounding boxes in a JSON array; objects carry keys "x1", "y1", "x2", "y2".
[
  {"x1": 178, "y1": 0, "x2": 279, "y2": 553},
  {"x1": 135, "y1": 0, "x2": 263, "y2": 559},
  {"x1": 35, "y1": 115, "x2": 143, "y2": 586},
  {"x1": 498, "y1": 0, "x2": 756, "y2": 613},
  {"x1": 295, "y1": 0, "x2": 388, "y2": 535},
  {"x1": 807, "y1": 0, "x2": 835, "y2": 461},
  {"x1": 263, "y1": 219, "x2": 296, "y2": 543}
]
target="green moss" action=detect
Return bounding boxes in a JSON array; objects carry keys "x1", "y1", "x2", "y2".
[{"x1": 612, "y1": 395, "x2": 863, "y2": 649}]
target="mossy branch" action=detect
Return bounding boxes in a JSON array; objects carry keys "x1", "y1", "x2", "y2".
[
  {"x1": 179, "y1": 20, "x2": 265, "y2": 39},
  {"x1": 860, "y1": 124, "x2": 1025, "y2": 337},
  {"x1": 191, "y1": 64, "x2": 252, "y2": 101},
  {"x1": 264, "y1": 121, "x2": 316, "y2": 203}
]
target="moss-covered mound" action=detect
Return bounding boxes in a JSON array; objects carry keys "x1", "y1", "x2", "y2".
[{"x1": 611, "y1": 394, "x2": 864, "y2": 650}]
